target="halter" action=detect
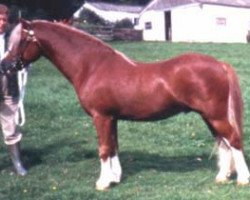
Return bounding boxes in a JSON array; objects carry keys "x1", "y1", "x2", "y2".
[
  {"x1": 4, "y1": 28, "x2": 38, "y2": 74},
  {"x1": 16, "y1": 28, "x2": 37, "y2": 68},
  {"x1": 22, "y1": 29, "x2": 37, "y2": 42}
]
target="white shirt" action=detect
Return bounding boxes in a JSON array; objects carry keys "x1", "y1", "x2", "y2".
[{"x1": 0, "y1": 33, "x2": 5, "y2": 60}]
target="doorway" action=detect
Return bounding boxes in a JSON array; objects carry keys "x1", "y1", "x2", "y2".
[{"x1": 165, "y1": 11, "x2": 172, "y2": 41}]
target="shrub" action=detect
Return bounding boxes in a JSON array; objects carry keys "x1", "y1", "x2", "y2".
[
  {"x1": 114, "y1": 18, "x2": 133, "y2": 29},
  {"x1": 78, "y1": 8, "x2": 107, "y2": 26}
]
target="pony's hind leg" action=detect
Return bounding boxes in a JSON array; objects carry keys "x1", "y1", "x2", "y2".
[
  {"x1": 93, "y1": 115, "x2": 122, "y2": 190},
  {"x1": 207, "y1": 119, "x2": 250, "y2": 185},
  {"x1": 216, "y1": 138, "x2": 234, "y2": 183},
  {"x1": 231, "y1": 146, "x2": 250, "y2": 185}
]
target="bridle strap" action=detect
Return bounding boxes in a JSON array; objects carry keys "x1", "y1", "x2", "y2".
[
  {"x1": 9, "y1": 28, "x2": 41, "y2": 73},
  {"x1": 2, "y1": 27, "x2": 42, "y2": 74}
]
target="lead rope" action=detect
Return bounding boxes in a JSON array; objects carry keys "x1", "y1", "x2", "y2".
[{"x1": 15, "y1": 68, "x2": 28, "y2": 126}]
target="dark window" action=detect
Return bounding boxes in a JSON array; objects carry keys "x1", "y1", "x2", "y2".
[
  {"x1": 134, "y1": 18, "x2": 139, "y2": 25},
  {"x1": 145, "y1": 22, "x2": 152, "y2": 30}
]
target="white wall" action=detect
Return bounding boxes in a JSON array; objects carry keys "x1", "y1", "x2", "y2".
[
  {"x1": 171, "y1": 4, "x2": 205, "y2": 42},
  {"x1": 139, "y1": 3, "x2": 250, "y2": 43},
  {"x1": 172, "y1": 4, "x2": 250, "y2": 43},
  {"x1": 137, "y1": 11, "x2": 166, "y2": 41}
]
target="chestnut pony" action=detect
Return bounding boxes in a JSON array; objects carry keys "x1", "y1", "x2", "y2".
[{"x1": 1, "y1": 20, "x2": 249, "y2": 190}]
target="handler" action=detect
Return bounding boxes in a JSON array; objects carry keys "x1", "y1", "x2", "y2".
[{"x1": 0, "y1": 4, "x2": 27, "y2": 175}]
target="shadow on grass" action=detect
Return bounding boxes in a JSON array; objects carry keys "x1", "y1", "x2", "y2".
[
  {"x1": 120, "y1": 151, "x2": 216, "y2": 173},
  {"x1": 15, "y1": 139, "x2": 250, "y2": 181},
  {"x1": 18, "y1": 140, "x2": 219, "y2": 175},
  {"x1": 20, "y1": 138, "x2": 93, "y2": 169}
]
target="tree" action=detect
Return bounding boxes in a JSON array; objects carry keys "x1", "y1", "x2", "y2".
[
  {"x1": 0, "y1": 0, "x2": 150, "y2": 22},
  {"x1": 0, "y1": 0, "x2": 85, "y2": 21}
]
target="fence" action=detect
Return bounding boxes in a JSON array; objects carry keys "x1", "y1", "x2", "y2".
[{"x1": 75, "y1": 24, "x2": 142, "y2": 41}]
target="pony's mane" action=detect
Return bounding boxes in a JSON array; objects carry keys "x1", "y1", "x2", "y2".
[
  {"x1": 32, "y1": 20, "x2": 115, "y2": 53},
  {"x1": 31, "y1": 20, "x2": 135, "y2": 65}
]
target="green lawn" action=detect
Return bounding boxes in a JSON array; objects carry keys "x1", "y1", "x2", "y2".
[{"x1": 1, "y1": 42, "x2": 250, "y2": 199}]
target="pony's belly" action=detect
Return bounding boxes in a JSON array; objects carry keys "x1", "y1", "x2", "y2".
[{"x1": 117, "y1": 104, "x2": 190, "y2": 121}]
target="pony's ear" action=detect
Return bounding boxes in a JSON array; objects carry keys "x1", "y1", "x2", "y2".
[{"x1": 19, "y1": 18, "x2": 31, "y2": 29}]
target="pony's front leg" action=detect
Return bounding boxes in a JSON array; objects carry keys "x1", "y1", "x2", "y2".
[
  {"x1": 93, "y1": 114, "x2": 122, "y2": 190},
  {"x1": 110, "y1": 121, "x2": 122, "y2": 183}
]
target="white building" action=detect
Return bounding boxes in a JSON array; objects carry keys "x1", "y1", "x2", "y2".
[
  {"x1": 74, "y1": 1, "x2": 143, "y2": 25},
  {"x1": 137, "y1": 0, "x2": 250, "y2": 43}
]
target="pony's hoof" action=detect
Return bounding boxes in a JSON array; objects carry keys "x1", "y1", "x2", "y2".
[
  {"x1": 215, "y1": 178, "x2": 230, "y2": 184},
  {"x1": 237, "y1": 179, "x2": 249, "y2": 186},
  {"x1": 95, "y1": 173, "x2": 121, "y2": 191},
  {"x1": 95, "y1": 179, "x2": 110, "y2": 191},
  {"x1": 95, "y1": 185, "x2": 109, "y2": 191},
  {"x1": 95, "y1": 184, "x2": 110, "y2": 191}
]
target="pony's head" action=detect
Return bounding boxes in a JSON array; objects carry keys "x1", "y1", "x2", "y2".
[{"x1": 0, "y1": 19, "x2": 41, "y2": 73}]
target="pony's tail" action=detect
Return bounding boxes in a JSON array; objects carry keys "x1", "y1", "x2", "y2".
[{"x1": 224, "y1": 63, "x2": 243, "y2": 149}]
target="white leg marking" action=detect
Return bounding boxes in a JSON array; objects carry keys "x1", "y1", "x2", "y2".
[
  {"x1": 111, "y1": 153, "x2": 122, "y2": 183},
  {"x1": 216, "y1": 141, "x2": 233, "y2": 183},
  {"x1": 231, "y1": 147, "x2": 250, "y2": 185},
  {"x1": 96, "y1": 156, "x2": 122, "y2": 190},
  {"x1": 96, "y1": 157, "x2": 112, "y2": 190}
]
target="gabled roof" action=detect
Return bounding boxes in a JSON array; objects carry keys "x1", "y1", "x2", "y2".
[
  {"x1": 85, "y1": 1, "x2": 143, "y2": 13},
  {"x1": 143, "y1": 0, "x2": 250, "y2": 11},
  {"x1": 200, "y1": 0, "x2": 250, "y2": 7}
]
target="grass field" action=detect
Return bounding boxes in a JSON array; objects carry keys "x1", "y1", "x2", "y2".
[{"x1": 1, "y1": 42, "x2": 250, "y2": 199}]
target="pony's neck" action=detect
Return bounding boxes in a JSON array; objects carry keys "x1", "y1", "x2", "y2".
[{"x1": 33, "y1": 21, "x2": 115, "y2": 85}]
